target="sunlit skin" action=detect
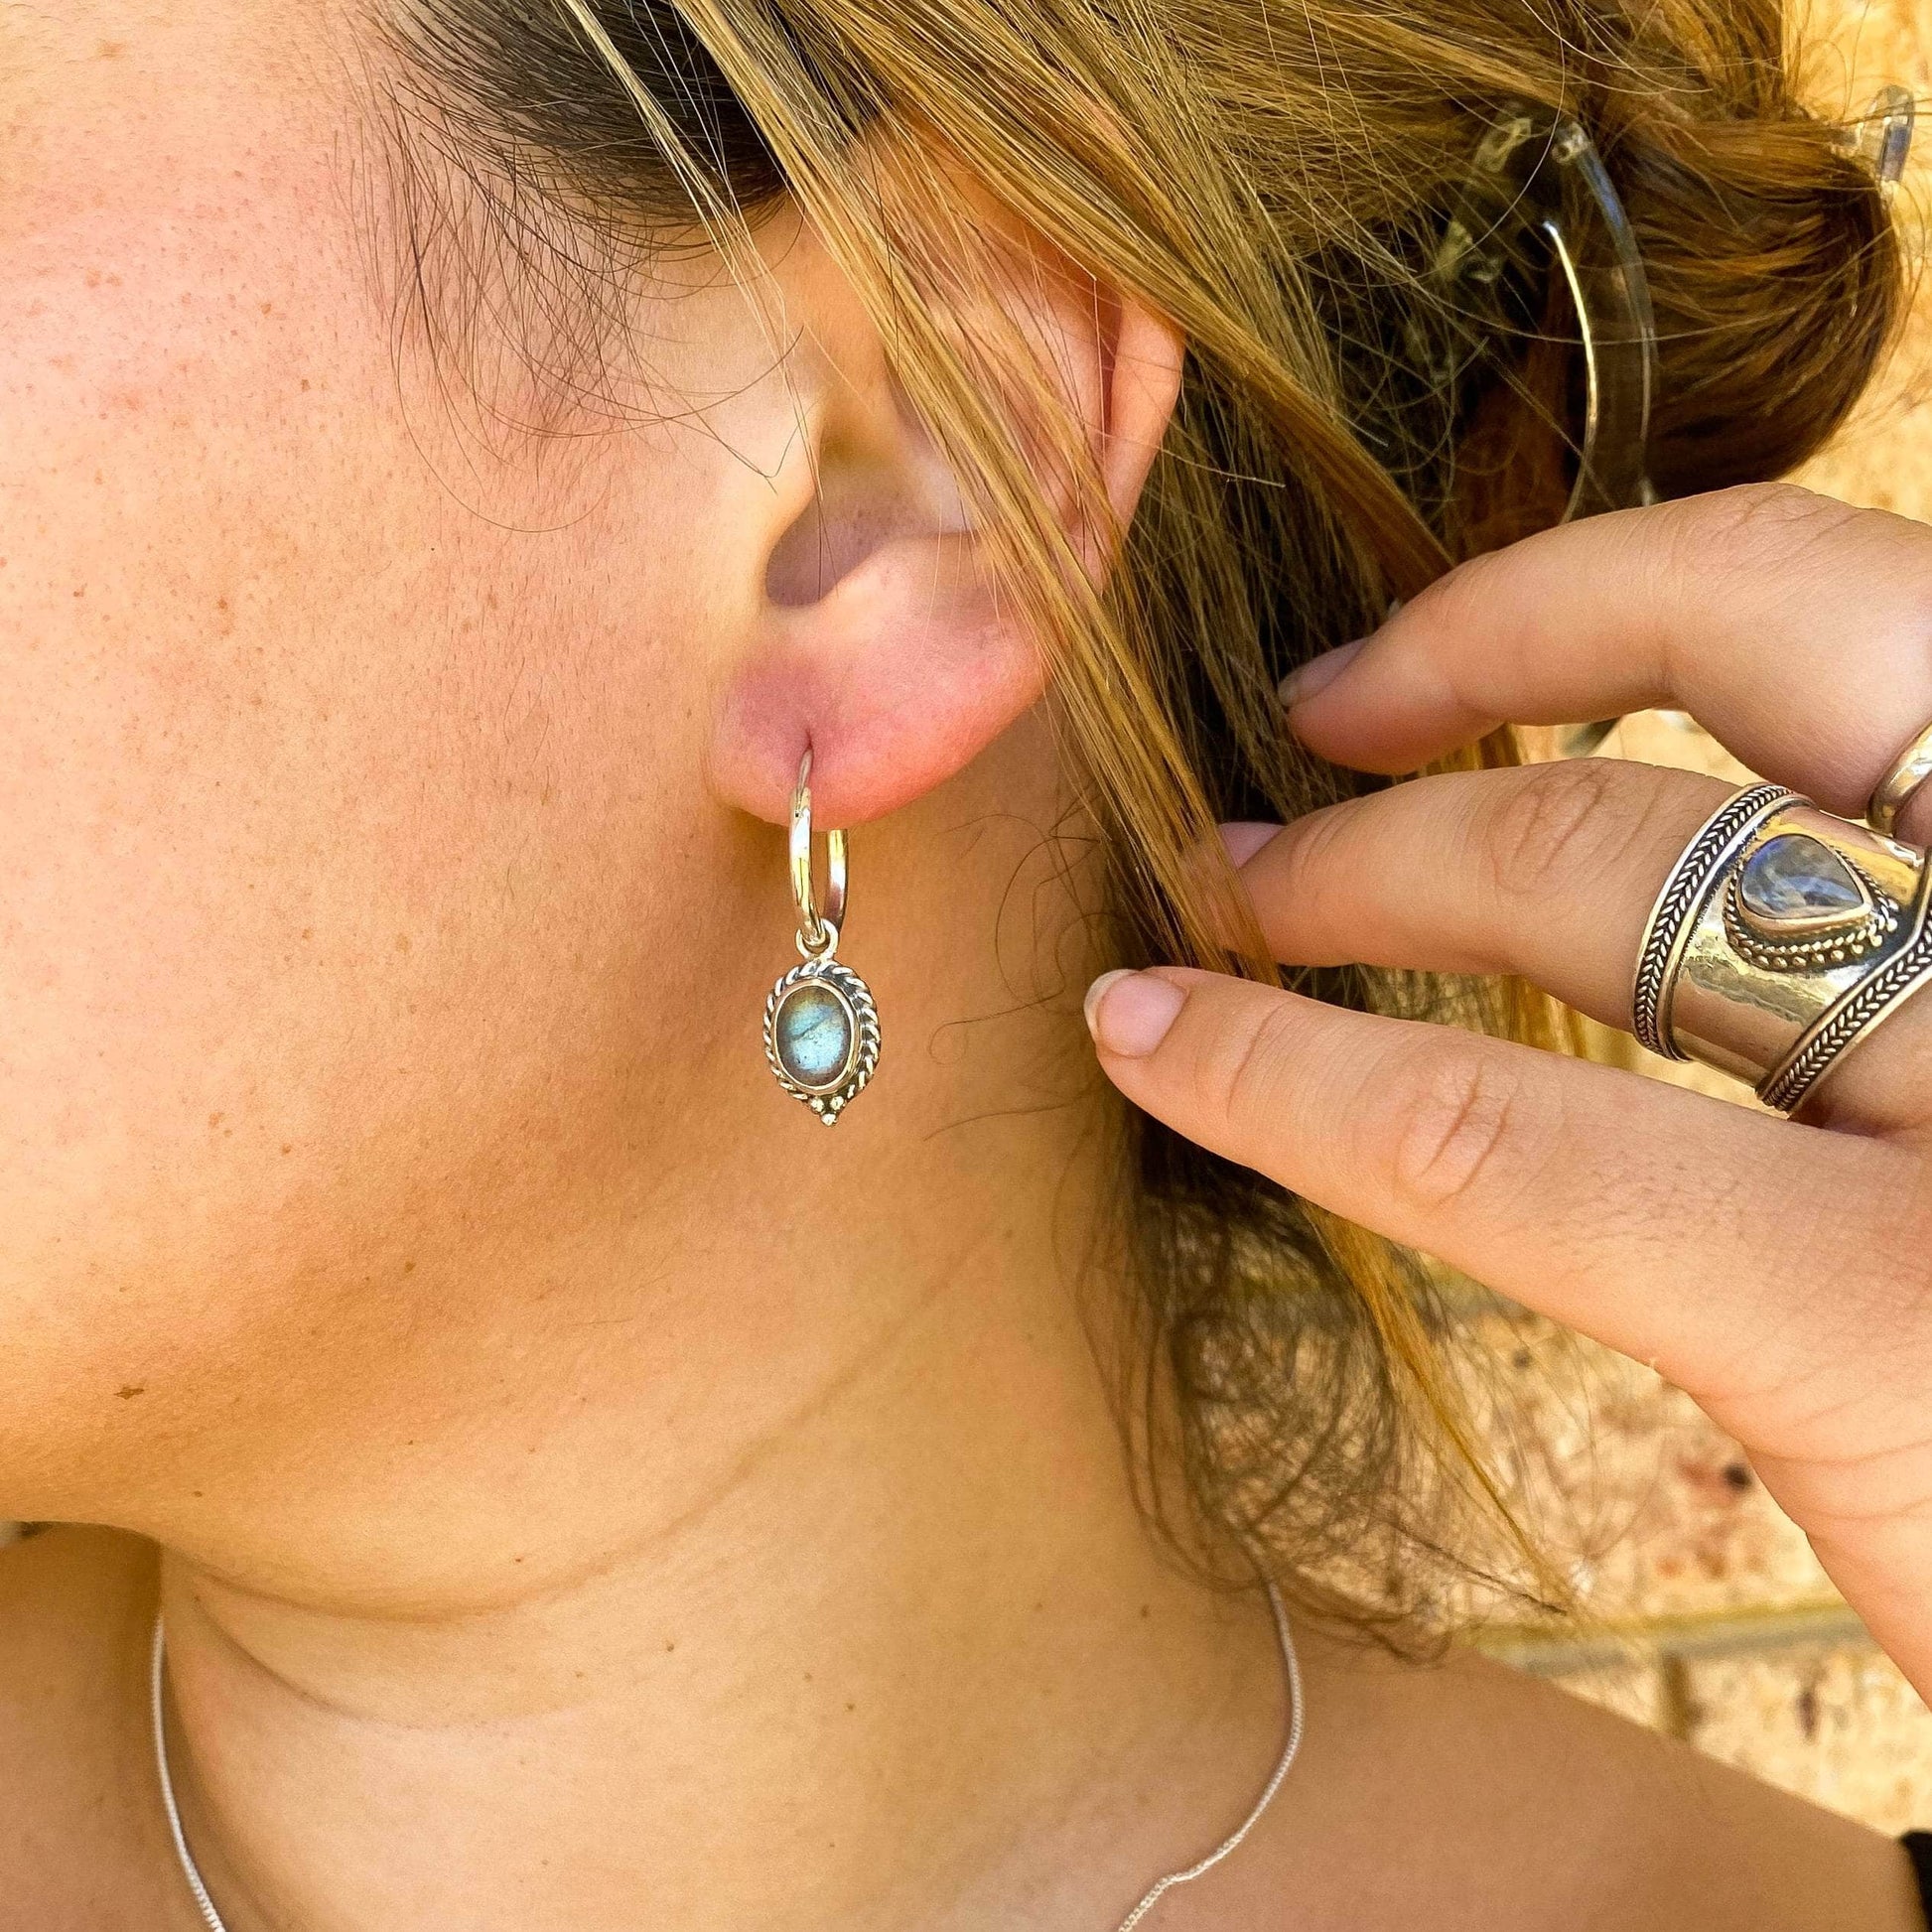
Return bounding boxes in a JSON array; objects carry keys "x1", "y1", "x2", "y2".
[
  {"x1": 1093, "y1": 490, "x2": 1932, "y2": 1711},
  {"x1": 0, "y1": 5, "x2": 1923, "y2": 1929}
]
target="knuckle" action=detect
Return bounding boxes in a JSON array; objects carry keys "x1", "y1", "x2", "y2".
[
  {"x1": 1404, "y1": 546, "x2": 1506, "y2": 643},
  {"x1": 1268, "y1": 798, "x2": 1354, "y2": 911},
  {"x1": 1686, "y1": 479, "x2": 1831, "y2": 540},
  {"x1": 1193, "y1": 997, "x2": 1303, "y2": 1138},
  {"x1": 1376, "y1": 1040, "x2": 1532, "y2": 1214},
  {"x1": 1479, "y1": 759, "x2": 1642, "y2": 906},
  {"x1": 1658, "y1": 483, "x2": 1863, "y2": 588}
]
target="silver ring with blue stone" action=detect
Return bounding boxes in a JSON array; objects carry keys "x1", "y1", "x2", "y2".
[
  {"x1": 1655, "y1": 792, "x2": 1932, "y2": 1113},
  {"x1": 762, "y1": 749, "x2": 882, "y2": 1125}
]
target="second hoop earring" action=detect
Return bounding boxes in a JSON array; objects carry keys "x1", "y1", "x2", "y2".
[{"x1": 762, "y1": 750, "x2": 882, "y2": 1124}]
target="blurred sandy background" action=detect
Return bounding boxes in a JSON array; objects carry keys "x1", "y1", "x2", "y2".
[{"x1": 1479, "y1": 0, "x2": 1932, "y2": 1827}]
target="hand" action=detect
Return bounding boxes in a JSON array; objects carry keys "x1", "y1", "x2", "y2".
[{"x1": 1086, "y1": 483, "x2": 1932, "y2": 1698}]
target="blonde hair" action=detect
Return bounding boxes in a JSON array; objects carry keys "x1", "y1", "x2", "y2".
[{"x1": 377, "y1": 0, "x2": 1901, "y2": 1629}]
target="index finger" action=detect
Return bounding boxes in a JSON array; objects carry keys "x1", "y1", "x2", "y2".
[
  {"x1": 1287, "y1": 485, "x2": 1932, "y2": 830},
  {"x1": 1083, "y1": 965, "x2": 1925, "y2": 1406}
]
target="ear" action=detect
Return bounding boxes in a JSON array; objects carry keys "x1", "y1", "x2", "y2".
[{"x1": 705, "y1": 212, "x2": 1185, "y2": 828}]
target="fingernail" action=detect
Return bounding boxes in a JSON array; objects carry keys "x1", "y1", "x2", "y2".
[
  {"x1": 1280, "y1": 638, "x2": 1364, "y2": 708},
  {"x1": 1084, "y1": 970, "x2": 1186, "y2": 1058},
  {"x1": 1218, "y1": 821, "x2": 1285, "y2": 868}
]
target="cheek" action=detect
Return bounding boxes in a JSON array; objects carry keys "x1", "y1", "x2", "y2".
[{"x1": 0, "y1": 165, "x2": 767, "y2": 1459}]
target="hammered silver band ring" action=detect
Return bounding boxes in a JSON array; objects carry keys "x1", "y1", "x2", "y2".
[{"x1": 1633, "y1": 783, "x2": 1932, "y2": 1113}]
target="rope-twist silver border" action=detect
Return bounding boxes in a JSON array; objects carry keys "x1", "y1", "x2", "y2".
[
  {"x1": 1630, "y1": 782, "x2": 1799, "y2": 1058},
  {"x1": 762, "y1": 956, "x2": 882, "y2": 1124},
  {"x1": 1758, "y1": 874, "x2": 1932, "y2": 1114}
]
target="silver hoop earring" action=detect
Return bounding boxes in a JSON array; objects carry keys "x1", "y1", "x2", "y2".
[{"x1": 762, "y1": 750, "x2": 882, "y2": 1124}]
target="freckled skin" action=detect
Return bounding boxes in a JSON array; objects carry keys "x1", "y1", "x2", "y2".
[
  {"x1": 0, "y1": 0, "x2": 1064, "y2": 1599},
  {"x1": 3, "y1": 6, "x2": 745, "y2": 1539},
  {"x1": 0, "y1": 12, "x2": 1924, "y2": 1932}
]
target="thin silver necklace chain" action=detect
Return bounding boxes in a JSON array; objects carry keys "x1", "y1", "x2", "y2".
[{"x1": 150, "y1": 1582, "x2": 1303, "y2": 1932}]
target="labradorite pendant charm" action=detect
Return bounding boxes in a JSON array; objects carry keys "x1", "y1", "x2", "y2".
[
  {"x1": 765, "y1": 748, "x2": 881, "y2": 1124},
  {"x1": 763, "y1": 953, "x2": 881, "y2": 1123}
]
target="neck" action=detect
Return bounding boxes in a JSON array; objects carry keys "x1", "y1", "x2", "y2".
[
  {"x1": 127, "y1": 752, "x2": 1291, "y2": 1931},
  {"x1": 150, "y1": 1147, "x2": 1288, "y2": 1932}
]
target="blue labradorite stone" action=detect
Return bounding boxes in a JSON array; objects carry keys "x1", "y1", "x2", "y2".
[
  {"x1": 1738, "y1": 834, "x2": 1865, "y2": 923},
  {"x1": 775, "y1": 982, "x2": 854, "y2": 1088}
]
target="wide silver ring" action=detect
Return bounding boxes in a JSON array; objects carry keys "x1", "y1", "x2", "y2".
[
  {"x1": 1630, "y1": 782, "x2": 1797, "y2": 1060},
  {"x1": 1632, "y1": 785, "x2": 1932, "y2": 1113}
]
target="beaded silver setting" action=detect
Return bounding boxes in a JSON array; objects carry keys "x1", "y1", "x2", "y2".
[
  {"x1": 763, "y1": 953, "x2": 881, "y2": 1123},
  {"x1": 1723, "y1": 837, "x2": 1899, "y2": 971}
]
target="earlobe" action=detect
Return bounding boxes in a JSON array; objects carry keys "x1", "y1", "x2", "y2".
[
  {"x1": 707, "y1": 237, "x2": 1184, "y2": 828},
  {"x1": 710, "y1": 530, "x2": 1041, "y2": 827}
]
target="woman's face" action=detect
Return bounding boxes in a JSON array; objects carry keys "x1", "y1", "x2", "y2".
[{"x1": 0, "y1": 0, "x2": 1084, "y2": 1574}]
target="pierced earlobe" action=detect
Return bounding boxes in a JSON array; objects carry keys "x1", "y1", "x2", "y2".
[{"x1": 762, "y1": 749, "x2": 882, "y2": 1124}]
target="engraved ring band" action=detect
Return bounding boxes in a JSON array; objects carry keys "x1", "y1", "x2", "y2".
[{"x1": 1632, "y1": 779, "x2": 1932, "y2": 1114}]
